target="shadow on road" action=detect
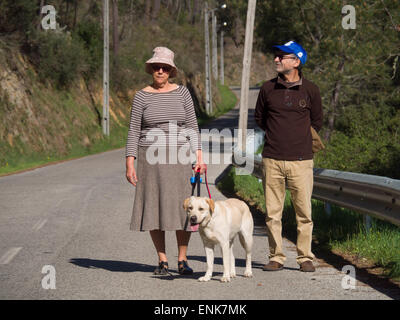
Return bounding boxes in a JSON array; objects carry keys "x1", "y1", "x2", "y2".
[
  {"x1": 188, "y1": 255, "x2": 255, "y2": 268},
  {"x1": 69, "y1": 258, "x2": 155, "y2": 273},
  {"x1": 68, "y1": 257, "x2": 253, "y2": 281},
  {"x1": 187, "y1": 255, "x2": 297, "y2": 271},
  {"x1": 69, "y1": 255, "x2": 297, "y2": 277}
]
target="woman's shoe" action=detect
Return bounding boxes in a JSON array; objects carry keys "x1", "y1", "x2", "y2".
[
  {"x1": 178, "y1": 260, "x2": 193, "y2": 275},
  {"x1": 154, "y1": 261, "x2": 171, "y2": 275}
]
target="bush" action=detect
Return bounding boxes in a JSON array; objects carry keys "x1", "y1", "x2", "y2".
[
  {"x1": 110, "y1": 57, "x2": 132, "y2": 97},
  {"x1": 0, "y1": 0, "x2": 37, "y2": 34},
  {"x1": 315, "y1": 102, "x2": 400, "y2": 179},
  {"x1": 73, "y1": 20, "x2": 103, "y2": 78},
  {"x1": 34, "y1": 31, "x2": 87, "y2": 89}
]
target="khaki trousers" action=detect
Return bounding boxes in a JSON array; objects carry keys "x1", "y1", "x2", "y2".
[{"x1": 261, "y1": 158, "x2": 315, "y2": 265}]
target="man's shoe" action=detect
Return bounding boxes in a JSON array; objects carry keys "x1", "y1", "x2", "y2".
[
  {"x1": 299, "y1": 261, "x2": 315, "y2": 272},
  {"x1": 262, "y1": 261, "x2": 284, "y2": 271}
]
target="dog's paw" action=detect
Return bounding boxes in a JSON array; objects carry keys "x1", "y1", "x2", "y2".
[
  {"x1": 230, "y1": 272, "x2": 236, "y2": 278},
  {"x1": 244, "y1": 270, "x2": 253, "y2": 278},
  {"x1": 198, "y1": 275, "x2": 211, "y2": 282},
  {"x1": 220, "y1": 276, "x2": 231, "y2": 283}
]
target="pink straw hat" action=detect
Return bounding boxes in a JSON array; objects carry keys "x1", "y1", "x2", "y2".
[{"x1": 145, "y1": 47, "x2": 178, "y2": 78}]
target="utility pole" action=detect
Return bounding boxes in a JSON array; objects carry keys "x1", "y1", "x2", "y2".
[
  {"x1": 103, "y1": 0, "x2": 110, "y2": 136},
  {"x1": 238, "y1": 0, "x2": 256, "y2": 153},
  {"x1": 204, "y1": 3, "x2": 226, "y2": 114},
  {"x1": 211, "y1": 10, "x2": 218, "y2": 80},
  {"x1": 220, "y1": 23, "x2": 226, "y2": 85},
  {"x1": 204, "y1": 2, "x2": 212, "y2": 114}
]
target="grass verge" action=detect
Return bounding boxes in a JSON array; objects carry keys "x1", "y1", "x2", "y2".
[
  {"x1": 217, "y1": 165, "x2": 400, "y2": 281},
  {"x1": 0, "y1": 126, "x2": 128, "y2": 177},
  {"x1": 197, "y1": 82, "x2": 238, "y2": 127}
]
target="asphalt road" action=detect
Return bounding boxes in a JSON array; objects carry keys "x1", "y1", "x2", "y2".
[{"x1": 0, "y1": 88, "x2": 398, "y2": 300}]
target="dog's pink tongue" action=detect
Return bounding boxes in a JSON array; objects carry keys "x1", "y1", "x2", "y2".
[{"x1": 190, "y1": 224, "x2": 199, "y2": 232}]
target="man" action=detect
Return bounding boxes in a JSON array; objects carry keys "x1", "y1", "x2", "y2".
[{"x1": 254, "y1": 41, "x2": 323, "y2": 272}]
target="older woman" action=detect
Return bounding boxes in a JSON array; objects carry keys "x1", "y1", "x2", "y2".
[{"x1": 125, "y1": 47, "x2": 206, "y2": 276}]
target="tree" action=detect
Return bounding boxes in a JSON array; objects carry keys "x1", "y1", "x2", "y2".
[
  {"x1": 112, "y1": 0, "x2": 119, "y2": 57},
  {"x1": 151, "y1": 0, "x2": 160, "y2": 23},
  {"x1": 215, "y1": 0, "x2": 248, "y2": 47},
  {"x1": 192, "y1": 0, "x2": 201, "y2": 24},
  {"x1": 73, "y1": 0, "x2": 78, "y2": 29},
  {"x1": 145, "y1": 0, "x2": 151, "y2": 23},
  {"x1": 37, "y1": 0, "x2": 45, "y2": 31}
]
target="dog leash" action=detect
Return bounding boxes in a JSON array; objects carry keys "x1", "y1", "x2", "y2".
[
  {"x1": 190, "y1": 171, "x2": 201, "y2": 197},
  {"x1": 204, "y1": 168, "x2": 211, "y2": 199},
  {"x1": 190, "y1": 167, "x2": 211, "y2": 199}
]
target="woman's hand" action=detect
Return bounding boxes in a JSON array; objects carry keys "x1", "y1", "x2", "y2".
[
  {"x1": 193, "y1": 162, "x2": 207, "y2": 174},
  {"x1": 193, "y1": 150, "x2": 207, "y2": 174},
  {"x1": 126, "y1": 156, "x2": 138, "y2": 186}
]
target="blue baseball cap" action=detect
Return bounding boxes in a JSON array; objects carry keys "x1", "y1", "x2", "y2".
[{"x1": 273, "y1": 41, "x2": 307, "y2": 65}]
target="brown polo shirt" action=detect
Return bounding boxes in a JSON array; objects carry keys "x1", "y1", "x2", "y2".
[{"x1": 254, "y1": 74, "x2": 323, "y2": 161}]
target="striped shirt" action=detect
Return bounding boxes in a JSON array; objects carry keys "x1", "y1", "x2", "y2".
[{"x1": 125, "y1": 85, "x2": 202, "y2": 158}]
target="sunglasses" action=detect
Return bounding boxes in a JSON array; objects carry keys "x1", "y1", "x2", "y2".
[
  {"x1": 274, "y1": 54, "x2": 297, "y2": 62},
  {"x1": 151, "y1": 64, "x2": 172, "y2": 72}
]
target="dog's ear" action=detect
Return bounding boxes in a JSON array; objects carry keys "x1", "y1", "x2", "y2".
[
  {"x1": 206, "y1": 198, "x2": 215, "y2": 214},
  {"x1": 183, "y1": 197, "x2": 191, "y2": 211}
]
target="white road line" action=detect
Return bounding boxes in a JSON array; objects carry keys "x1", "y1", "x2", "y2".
[
  {"x1": 32, "y1": 218, "x2": 47, "y2": 231},
  {"x1": 0, "y1": 247, "x2": 22, "y2": 265}
]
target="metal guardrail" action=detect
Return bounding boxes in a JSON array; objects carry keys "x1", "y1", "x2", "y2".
[{"x1": 232, "y1": 151, "x2": 400, "y2": 227}]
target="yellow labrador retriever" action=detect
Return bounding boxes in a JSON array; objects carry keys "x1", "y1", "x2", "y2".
[{"x1": 183, "y1": 196, "x2": 253, "y2": 282}]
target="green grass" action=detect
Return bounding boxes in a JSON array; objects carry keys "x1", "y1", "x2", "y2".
[
  {"x1": 332, "y1": 222, "x2": 400, "y2": 279},
  {"x1": 217, "y1": 166, "x2": 265, "y2": 212},
  {"x1": 197, "y1": 82, "x2": 238, "y2": 127},
  {"x1": 0, "y1": 125, "x2": 128, "y2": 176},
  {"x1": 217, "y1": 165, "x2": 400, "y2": 280},
  {"x1": 214, "y1": 82, "x2": 238, "y2": 116}
]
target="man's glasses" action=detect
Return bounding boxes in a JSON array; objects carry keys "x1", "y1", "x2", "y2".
[
  {"x1": 152, "y1": 64, "x2": 172, "y2": 72},
  {"x1": 274, "y1": 55, "x2": 297, "y2": 62}
]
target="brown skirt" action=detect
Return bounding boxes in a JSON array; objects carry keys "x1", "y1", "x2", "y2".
[{"x1": 130, "y1": 145, "x2": 195, "y2": 231}]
